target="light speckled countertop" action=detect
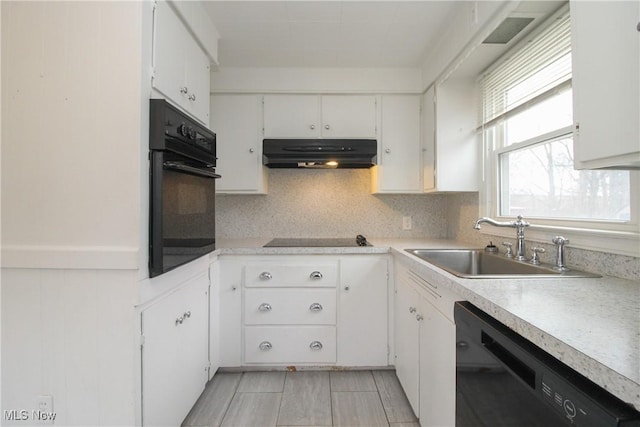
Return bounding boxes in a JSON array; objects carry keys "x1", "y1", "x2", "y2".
[{"x1": 215, "y1": 237, "x2": 640, "y2": 409}]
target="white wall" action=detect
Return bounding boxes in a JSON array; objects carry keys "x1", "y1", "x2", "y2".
[
  {"x1": 1, "y1": 1, "x2": 143, "y2": 270},
  {"x1": 211, "y1": 67, "x2": 423, "y2": 94},
  {"x1": 216, "y1": 169, "x2": 448, "y2": 239},
  {"x1": 1, "y1": 2, "x2": 146, "y2": 425}
]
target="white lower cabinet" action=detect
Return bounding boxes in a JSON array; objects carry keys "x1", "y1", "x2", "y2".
[
  {"x1": 338, "y1": 255, "x2": 389, "y2": 366},
  {"x1": 218, "y1": 254, "x2": 389, "y2": 368},
  {"x1": 394, "y1": 262, "x2": 457, "y2": 427},
  {"x1": 218, "y1": 259, "x2": 243, "y2": 367},
  {"x1": 141, "y1": 271, "x2": 210, "y2": 426}
]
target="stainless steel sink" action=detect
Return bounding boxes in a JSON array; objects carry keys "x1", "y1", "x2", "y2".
[{"x1": 405, "y1": 249, "x2": 600, "y2": 278}]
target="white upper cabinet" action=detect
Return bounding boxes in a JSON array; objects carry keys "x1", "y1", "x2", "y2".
[
  {"x1": 211, "y1": 95, "x2": 267, "y2": 194},
  {"x1": 320, "y1": 96, "x2": 377, "y2": 138},
  {"x1": 152, "y1": 0, "x2": 211, "y2": 124},
  {"x1": 263, "y1": 95, "x2": 377, "y2": 139},
  {"x1": 571, "y1": 0, "x2": 640, "y2": 169},
  {"x1": 372, "y1": 95, "x2": 422, "y2": 194},
  {"x1": 423, "y1": 80, "x2": 479, "y2": 192}
]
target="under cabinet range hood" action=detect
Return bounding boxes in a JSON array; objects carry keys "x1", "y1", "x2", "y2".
[{"x1": 262, "y1": 139, "x2": 377, "y2": 169}]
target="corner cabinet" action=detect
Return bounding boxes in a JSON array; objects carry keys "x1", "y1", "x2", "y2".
[
  {"x1": 394, "y1": 261, "x2": 457, "y2": 427},
  {"x1": 571, "y1": 0, "x2": 640, "y2": 169},
  {"x1": 210, "y1": 95, "x2": 267, "y2": 194},
  {"x1": 263, "y1": 95, "x2": 377, "y2": 139},
  {"x1": 372, "y1": 95, "x2": 423, "y2": 194},
  {"x1": 141, "y1": 271, "x2": 210, "y2": 426},
  {"x1": 422, "y1": 81, "x2": 480, "y2": 192},
  {"x1": 152, "y1": 0, "x2": 211, "y2": 124}
]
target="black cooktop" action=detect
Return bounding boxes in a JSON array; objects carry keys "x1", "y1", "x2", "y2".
[{"x1": 264, "y1": 235, "x2": 370, "y2": 247}]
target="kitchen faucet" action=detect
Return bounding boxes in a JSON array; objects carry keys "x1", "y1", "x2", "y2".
[{"x1": 473, "y1": 215, "x2": 530, "y2": 261}]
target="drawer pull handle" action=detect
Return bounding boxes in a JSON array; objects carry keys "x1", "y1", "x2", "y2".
[
  {"x1": 309, "y1": 341, "x2": 323, "y2": 351},
  {"x1": 258, "y1": 303, "x2": 272, "y2": 312},
  {"x1": 309, "y1": 303, "x2": 323, "y2": 312},
  {"x1": 259, "y1": 341, "x2": 272, "y2": 351},
  {"x1": 409, "y1": 307, "x2": 416, "y2": 313},
  {"x1": 175, "y1": 316, "x2": 184, "y2": 326},
  {"x1": 259, "y1": 272, "x2": 273, "y2": 280},
  {"x1": 183, "y1": 311, "x2": 191, "y2": 319},
  {"x1": 309, "y1": 271, "x2": 323, "y2": 279},
  {"x1": 416, "y1": 314, "x2": 424, "y2": 322}
]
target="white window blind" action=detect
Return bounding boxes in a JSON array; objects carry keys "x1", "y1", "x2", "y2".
[{"x1": 481, "y1": 12, "x2": 572, "y2": 124}]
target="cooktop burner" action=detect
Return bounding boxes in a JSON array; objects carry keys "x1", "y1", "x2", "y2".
[{"x1": 264, "y1": 235, "x2": 370, "y2": 247}]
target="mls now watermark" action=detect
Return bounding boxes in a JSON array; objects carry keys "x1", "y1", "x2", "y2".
[{"x1": 4, "y1": 409, "x2": 57, "y2": 421}]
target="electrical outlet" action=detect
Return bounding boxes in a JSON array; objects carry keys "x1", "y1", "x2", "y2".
[
  {"x1": 402, "y1": 216, "x2": 412, "y2": 230},
  {"x1": 36, "y1": 395, "x2": 55, "y2": 423}
]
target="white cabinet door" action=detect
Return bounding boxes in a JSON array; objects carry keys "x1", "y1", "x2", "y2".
[
  {"x1": 209, "y1": 260, "x2": 220, "y2": 379},
  {"x1": 263, "y1": 95, "x2": 377, "y2": 139},
  {"x1": 184, "y1": 38, "x2": 211, "y2": 124},
  {"x1": 571, "y1": 0, "x2": 640, "y2": 169},
  {"x1": 153, "y1": 0, "x2": 188, "y2": 105},
  {"x1": 321, "y1": 96, "x2": 377, "y2": 138},
  {"x1": 211, "y1": 95, "x2": 266, "y2": 193},
  {"x1": 218, "y1": 259, "x2": 242, "y2": 367},
  {"x1": 373, "y1": 95, "x2": 422, "y2": 193},
  {"x1": 263, "y1": 95, "x2": 320, "y2": 138},
  {"x1": 394, "y1": 265, "x2": 421, "y2": 416},
  {"x1": 422, "y1": 86, "x2": 436, "y2": 191},
  {"x1": 141, "y1": 272, "x2": 209, "y2": 427},
  {"x1": 426, "y1": 79, "x2": 479, "y2": 193},
  {"x1": 418, "y1": 298, "x2": 456, "y2": 427},
  {"x1": 337, "y1": 255, "x2": 388, "y2": 366},
  {"x1": 152, "y1": 0, "x2": 210, "y2": 124}
]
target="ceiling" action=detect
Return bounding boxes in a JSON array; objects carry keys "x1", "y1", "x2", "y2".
[{"x1": 201, "y1": 1, "x2": 460, "y2": 68}]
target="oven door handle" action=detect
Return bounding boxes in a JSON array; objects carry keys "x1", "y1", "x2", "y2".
[{"x1": 163, "y1": 161, "x2": 221, "y2": 179}]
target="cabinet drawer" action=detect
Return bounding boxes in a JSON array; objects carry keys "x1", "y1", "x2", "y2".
[
  {"x1": 244, "y1": 289, "x2": 336, "y2": 325},
  {"x1": 245, "y1": 262, "x2": 338, "y2": 287},
  {"x1": 244, "y1": 326, "x2": 336, "y2": 364}
]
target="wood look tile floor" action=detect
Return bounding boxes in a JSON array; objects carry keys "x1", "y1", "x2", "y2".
[{"x1": 182, "y1": 370, "x2": 419, "y2": 427}]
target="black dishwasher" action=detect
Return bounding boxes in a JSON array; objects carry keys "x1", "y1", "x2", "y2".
[{"x1": 455, "y1": 301, "x2": 640, "y2": 427}]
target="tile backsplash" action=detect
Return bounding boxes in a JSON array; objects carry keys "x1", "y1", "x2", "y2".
[
  {"x1": 216, "y1": 169, "x2": 448, "y2": 239},
  {"x1": 216, "y1": 170, "x2": 638, "y2": 281}
]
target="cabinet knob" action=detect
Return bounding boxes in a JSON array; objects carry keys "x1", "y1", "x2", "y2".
[
  {"x1": 188, "y1": 94, "x2": 196, "y2": 102},
  {"x1": 259, "y1": 341, "x2": 272, "y2": 351},
  {"x1": 409, "y1": 306, "x2": 416, "y2": 313},
  {"x1": 309, "y1": 341, "x2": 323, "y2": 351},
  {"x1": 310, "y1": 124, "x2": 316, "y2": 130},
  {"x1": 175, "y1": 316, "x2": 184, "y2": 326},
  {"x1": 344, "y1": 286, "x2": 350, "y2": 291},
  {"x1": 309, "y1": 303, "x2": 323, "y2": 312},
  {"x1": 258, "y1": 303, "x2": 272, "y2": 312},
  {"x1": 385, "y1": 148, "x2": 391, "y2": 154},
  {"x1": 259, "y1": 271, "x2": 273, "y2": 280},
  {"x1": 180, "y1": 86, "x2": 188, "y2": 94},
  {"x1": 249, "y1": 148, "x2": 255, "y2": 153},
  {"x1": 416, "y1": 314, "x2": 424, "y2": 321},
  {"x1": 324, "y1": 124, "x2": 330, "y2": 130},
  {"x1": 309, "y1": 271, "x2": 323, "y2": 279},
  {"x1": 183, "y1": 311, "x2": 191, "y2": 319}
]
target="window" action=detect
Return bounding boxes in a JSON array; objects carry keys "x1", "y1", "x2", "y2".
[{"x1": 480, "y1": 8, "x2": 637, "y2": 255}]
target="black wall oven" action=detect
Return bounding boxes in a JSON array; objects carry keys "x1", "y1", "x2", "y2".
[{"x1": 149, "y1": 99, "x2": 220, "y2": 277}]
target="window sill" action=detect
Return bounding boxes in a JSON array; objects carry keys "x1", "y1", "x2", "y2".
[{"x1": 478, "y1": 224, "x2": 639, "y2": 258}]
